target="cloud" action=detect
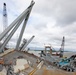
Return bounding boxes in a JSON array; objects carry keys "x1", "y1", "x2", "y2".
[{"x1": 34, "y1": 0, "x2": 76, "y2": 25}]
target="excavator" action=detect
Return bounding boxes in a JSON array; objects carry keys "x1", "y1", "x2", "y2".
[{"x1": 57, "y1": 55, "x2": 76, "y2": 72}]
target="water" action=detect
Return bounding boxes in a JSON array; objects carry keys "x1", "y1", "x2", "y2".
[
  {"x1": 29, "y1": 51, "x2": 40, "y2": 57},
  {"x1": 29, "y1": 50, "x2": 76, "y2": 58}
]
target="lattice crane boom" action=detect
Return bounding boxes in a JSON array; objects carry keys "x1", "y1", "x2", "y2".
[{"x1": 60, "y1": 36, "x2": 65, "y2": 57}]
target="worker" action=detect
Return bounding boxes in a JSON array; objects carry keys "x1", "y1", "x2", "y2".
[{"x1": 40, "y1": 51, "x2": 46, "y2": 57}]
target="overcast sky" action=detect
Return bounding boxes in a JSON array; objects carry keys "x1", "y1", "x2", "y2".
[{"x1": 0, "y1": 0, "x2": 76, "y2": 51}]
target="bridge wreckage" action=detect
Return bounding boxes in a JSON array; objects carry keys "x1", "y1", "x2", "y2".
[{"x1": 0, "y1": 0, "x2": 76, "y2": 75}]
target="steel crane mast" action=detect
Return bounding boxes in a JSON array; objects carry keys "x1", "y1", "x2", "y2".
[
  {"x1": 60, "y1": 36, "x2": 65, "y2": 57},
  {"x1": 3, "y1": 3, "x2": 9, "y2": 48},
  {"x1": 3, "y1": 3, "x2": 8, "y2": 33}
]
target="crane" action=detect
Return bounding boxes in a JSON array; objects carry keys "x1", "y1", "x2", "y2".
[
  {"x1": 3, "y1": 3, "x2": 8, "y2": 33},
  {"x1": 59, "y1": 36, "x2": 65, "y2": 57},
  {"x1": 3, "y1": 3, "x2": 8, "y2": 48}
]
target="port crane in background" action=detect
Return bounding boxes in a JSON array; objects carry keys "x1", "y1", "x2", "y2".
[
  {"x1": 40, "y1": 36, "x2": 65, "y2": 57},
  {"x1": 59, "y1": 36, "x2": 65, "y2": 58}
]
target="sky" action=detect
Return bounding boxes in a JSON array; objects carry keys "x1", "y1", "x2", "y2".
[{"x1": 0, "y1": 0, "x2": 76, "y2": 51}]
